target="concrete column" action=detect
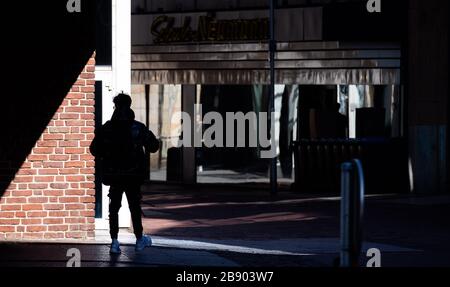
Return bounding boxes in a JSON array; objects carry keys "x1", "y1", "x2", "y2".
[
  {"x1": 182, "y1": 85, "x2": 197, "y2": 185},
  {"x1": 407, "y1": 0, "x2": 448, "y2": 194}
]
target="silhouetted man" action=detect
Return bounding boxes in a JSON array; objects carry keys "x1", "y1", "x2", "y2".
[{"x1": 90, "y1": 93, "x2": 159, "y2": 254}]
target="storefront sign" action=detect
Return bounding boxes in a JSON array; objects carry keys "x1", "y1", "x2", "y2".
[
  {"x1": 132, "y1": 8, "x2": 321, "y2": 46},
  {"x1": 151, "y1": 15, "x2": 269, "y2": 44}
]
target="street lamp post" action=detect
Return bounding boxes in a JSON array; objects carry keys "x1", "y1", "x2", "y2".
[{"x1": 269, "y1": 0, "x2": 277, "y2": 195}]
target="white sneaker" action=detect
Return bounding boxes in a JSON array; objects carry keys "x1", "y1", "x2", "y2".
[
  {"x1": 110, "y1": 239, "x2": 122, "y2": 254},
  {"x1": 135, "y1": 235, "x2": 152, "y2": 252}
]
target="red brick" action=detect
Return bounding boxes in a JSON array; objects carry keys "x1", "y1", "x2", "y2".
[
  {"x1": 59, "y1": 168, "x2": 79, "y2": 175},
  {"x1": 6, "y1": 233, "x2": 22, "y2": 240},
  {"x1": 48, "y1": 225, "x2": 69, "y2": 232},
  {"x1": 80, "y1": 154, "x2": 94, "y2": 161},
  {"x1": 0, "y1": 226, "x2": 15, "y2": 233},
  {"x1": 48, "y1": 127, "x2": 70, "y2": 134},
  {"x1": 44, "y1": 218, "x2": 64, "y2": 225},
  {"x1": 33, "y1": 191, "x2": 43, "y2": 196},
  {"x1": 17, "y1": 169, "x2": 37, "y2": 176},
  {"x1": 37, "y1": 141, "x2": 58, "y2": 147},
  {"x1": 44, "y1": 204, "x2": 64, "y2": 211},
  {"x1": 6, "y1": 198, "x2": 26, "y2": 204},
  {"x1": 44, "y1": 190, "x2": 64, "y2": 196},
  {"x1": 80, "y1": 182, "x2": 95, "y2": 189},
  {"x1": 43, "y1": 134, "x2": 64, "y2": 140},
  {"x1": 0, "y1": 219, "x2": 20, "y2": 225},
  {"x1": 1, "y1": 205, "x2": 21, "y2": 211},
  {"x1": 48, "y1": 211, "x2": 69, "y2": 217},
  {"x1": 26, "y1": 226, "x2": 47, "y2": 232},
  {"x1": 23, "y1": 233, "x2": 44, "y2": 239},
  {"x1": 34, "y1": 176, "x2": 54, "y2": 183},
  {"x1": 43, "y1": 162, "x2": 64, "y2": 168},
  {"x1": 73, "y1": 80, "x2": 86, "y2": 86},
  {"x1": 27, "y1": 211, "x2": 47, "y2": 218},
  {"x1": 81, "y1": 127, "x2": 95, "y2": 133},
  {"x1": 65, "y1": 161, "x2": 84, "y2": 168},
  {"x1": 65, "y1": 190, "x2": 84, "y2": 196},
  {"x1": 65, "y1": 218, "x2": 85, "y2": 224},
  {"x1": 80, "y1": 73, "x2": 95, "y2": 79},
  {"x1": 66, "y1": 93, "x2": 84, "y2": 100},
  {"x1": 44, "y1": 233, "x2": 65, "y2": 239},
  {"x1": 69, "y1": 211, "x2": 80, "y2": 216},
  {"x1": 80, "y1": 210, "x2": 95, "y2": 217},
  {"x1": 50, "y1": 183, "x2": 69, "y2": 189},
  {"x1": 15, "y1": 212, "x2": 26, "y2": 218},
  {"x1": 32, "y1": 162, "x2": 43, "y2": 169},
  {"x1": 48, "y1": 155, "x2": 70, "y2": 161},
  {"x1": 32, "y1": 147, "x2": 54, "y2": 155},
  {"x1": 65, "y1": 204, "x2": 84, "y2": 210},
  {"x1": 65, "y1": 120, "x2": 85, "y2": 127},
  {"x1": 55, "y1": 148, "x2": 64, "y2": 154},
  {"x1": 71, "y1": 155, "x2": 80, "y2": 161},
  {"x1": 65, "y1": 148, "x2": 84, "y2": 154},
  {"x1": 23, "y1": 204, "x2": 43, "y2": 211},
  {"x1": 29, "y1": 183, "x2": 48, "y2": 189},
  {"x1": 28, "y1": 197, "x2": 48, "y2": 204},
  {"x1": 80, "y1": 196, "x2": 95, "y2": 203},
  {"x1": 69, "y1": 225, "x2": 82, "y2": 231},
  {"x1": 0, "y1": 212, "x2": 15, "y2": 218},
  {"x1": 66, "y1": 175, "x2": 85, "y2": 182},
  {"x1": 11, "y1": 190, "x2": 32, "y2": 197},
  {"x1": 70, "y1": 183, "x2": 80, "y2": 188},
  {"x1": 65, "y1": 107, "x2": 85, "y2": 113},
  {"x1": 13, "y1": 176, "x2": 33, "y2": 183},
  {"x1": 59, "y1": 197, "x2": 79, "y2": 203},
  {"x1": 81, "y1": 86, "x2": 95, "y2": 93},
  {"x1": 66, "y1": 232, "x2": 84, "y2": 239},
  {"x1": 65, "y1": 134, "x2": 84, "y2": 140},
  {"x1": 85, "y1": 65, "x2": 95, "y2": 73},
  {"x1": 85, "y1": 161, "x2": 95, "y2": 167},
  {"x1": 80, "y1": 168, "x2": 95, "y2": 174},
  {"x1": 38, "y1": 169, "x2": 59, "y2": 175},
  {"x1": 86, "y1": 189, "x2": 95, "y2": 196},
  {"x1": 22, "y1": 219, "x2": 42, "y2": 225},
  {"x1": 80, "y1": 141, "x2": 93, "y2": 147},
  {"x1": 28, "y1": 155, "x2": 49, "y2": 163}
]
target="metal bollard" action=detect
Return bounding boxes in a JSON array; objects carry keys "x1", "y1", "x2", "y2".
[{"x1": 340, "y1": 159, "x2": 365, "y2": 267}]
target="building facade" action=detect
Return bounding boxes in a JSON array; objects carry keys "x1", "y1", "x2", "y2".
[{"x1": 0, "y1": 0, "x2": 448, "y2": 242}]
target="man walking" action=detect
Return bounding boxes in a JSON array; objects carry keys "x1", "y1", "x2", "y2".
[{"x1": 90, "y1": 93, "x2": 160, "y2": 254}]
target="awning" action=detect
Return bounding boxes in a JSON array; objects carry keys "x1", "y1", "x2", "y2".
[{"x1": 132, "y1": 41, "x2": 401, "y2": 85}]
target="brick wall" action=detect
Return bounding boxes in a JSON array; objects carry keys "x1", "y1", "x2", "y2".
[{"x1": 0, "y1": 55, "x2": 96, "y2": 241}]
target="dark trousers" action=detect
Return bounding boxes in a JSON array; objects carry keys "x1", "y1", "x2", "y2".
[{"x1": 108, "y1": 184, "x2": 143, "y2": 240}]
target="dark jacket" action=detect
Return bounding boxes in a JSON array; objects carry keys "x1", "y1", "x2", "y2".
[{"x1": 90, "y1": 109, "x2": 159, "y2": 186}]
